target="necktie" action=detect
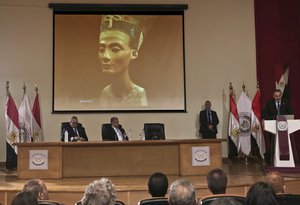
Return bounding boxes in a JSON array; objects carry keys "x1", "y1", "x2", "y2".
[
  {"x1": 74, "y1": 128, "x2": 78, "y2": 135},
  {"x1": 207, "y1": 110, "x2": 212, "y2": 124},
  {"x1": 277, "y1": 101, "x2": 281, "y2": 115}
]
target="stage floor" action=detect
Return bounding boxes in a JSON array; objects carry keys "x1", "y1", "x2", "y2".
[{"x1": 1, "y1": 158, "x2": 300, "y2": 205}]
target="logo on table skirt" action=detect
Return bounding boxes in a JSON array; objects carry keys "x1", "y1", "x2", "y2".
[
  {"x1": 29, "y1": 150, "x2": 48, "y2": 170},
  {"x1": 192, "y1": 146, "x2": 210, "y2": 166},
  {"x1": 194, "y1": 150, "x2": 208, "y2": 162},
  {"x1": 32, "y1": 153, "x2": 46, "y2": 166}
]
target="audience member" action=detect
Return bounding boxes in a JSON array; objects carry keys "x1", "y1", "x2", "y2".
[
  {"x1": 148, "y1": 172, "x2": 169, "y2": 197},
  {"x1": 210, "y1": 198, "x2": 243, "y2": 205},
  {"x1": 81, "y1": 178, "x2": 116, "y2": 205},
  {"x1": 265, "y1": 171, "x2": 285, "y2": 193},
  {"x1": 206, "y1": 168, "x2": 228, "y2": 194},
  {"x1": 61, "y1": 116, "x2": 88, "y2": 142},
  {"x1": 22, "y1": 179, "x2": 49, "y2": 200},
  {"x1": 246, "y1": 181, "x2": 279, "y2": 205},
  {"x1": 168, "y1": 178, "x2": 196, "y2": 205},
  {"x1": 104, "y1": 117, "x2": 129, "y2": 141},
  {"x1": 11, "y1": 190, "x2": 38, "y2": 205}
]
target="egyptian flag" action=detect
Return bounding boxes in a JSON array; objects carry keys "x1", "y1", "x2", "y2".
[
  {"x1": 5, "y1": 92, "x2": 19, "y2": 170},
  {"x1": 251, "y1": 89, "x2": 265, "y2": 158},
  {"x1": 228, "y1": 92, "x2": 240, "y2": 159},
  {"x1": 32, "y1": 91, "x2": 43, "y2": 142},
  {"x1": 275, "y1": 64, "x2": 289, "y2": 101}
]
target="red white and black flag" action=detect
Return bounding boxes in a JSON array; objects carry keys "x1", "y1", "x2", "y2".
[
  {"x1": 275, "y1": 64, "x2": 289, "y2": 101},
  {"x1": 251, "y1": 86, "x2": 265, "y2": 158},
  {"x1": 5, "y1": 82, "x2": 19, "y2": 170},
  {"x1": 228, "y1": 83, "x2": 239, "y2": 159},
  {"x1": 32, "y1": 85, "x2": 43, "y2": 142}
]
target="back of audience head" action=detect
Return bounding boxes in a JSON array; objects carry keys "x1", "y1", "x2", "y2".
[
  {"x1": 148, "y1": 172, "x2": 169, "y2": 197},
  {"x1": 81, "y1": 178, "x2": 116, "y2": 205},
  {"x1": 11, "y1": 190, "x2": 38, "y2": 205},
  {"x1": 168, "y1": 178, "x2": 196, "y2": 205},
  {"x1": 246, "y1": 181, "x2": 279, "y2": 205},
  {"x1": 206, "y1": 168, "x2": 228, "y2": 194},
  {"x1": 265, "y1": 171, "x2": 285, "y2": 193},
  {"x1": 22, "y1": 179, "x2": 49, "y2": 200},
  {"x1": 210, "y1": 198, "x2": 243, "y2": 205}
]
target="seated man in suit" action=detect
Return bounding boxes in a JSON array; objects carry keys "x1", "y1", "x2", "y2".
[
  {"x1": 103, "y1": 117, "x2": 128, "y2": 141},
  {"x1": 62, "y1": 116, "x2": 88, "y2": 142},
  {"x1": 199, "y1": 100, "x2": 219, "y2": 139}
]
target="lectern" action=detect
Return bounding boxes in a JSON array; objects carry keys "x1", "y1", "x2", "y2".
[{"x1": 264, "y1": 115, "x2": 300, "y2": 167}]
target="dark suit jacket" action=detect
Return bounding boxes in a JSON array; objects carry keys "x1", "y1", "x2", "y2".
[
  {"x1": 61, "y1": 123, "x2": 88, "y2": 142},
  {"x1": 102, "y1": 124, "x2": 128, "y2": 141},
  {"x1": 199, "y1": 109, "x2": 219, "y2": 139},
  {"x1": 262, "y1": 99, "x2": 293, "y2": 120}
]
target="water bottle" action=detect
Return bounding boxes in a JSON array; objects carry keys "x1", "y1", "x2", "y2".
[
  {"x1": 139, "y1": 129, "x2": 145, "y2": 140},
  {"x1": 64, "y1": 130, "x2": 69, "y2": 142}
]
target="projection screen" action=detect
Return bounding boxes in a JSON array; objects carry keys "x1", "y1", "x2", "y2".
[{"x1": 51, "y1": 4, "x2": 187, "y2": 112}]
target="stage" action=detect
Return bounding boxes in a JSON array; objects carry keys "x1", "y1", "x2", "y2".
[{"x1": 1, "y1": 158, "x2": 300, "y2": 205}]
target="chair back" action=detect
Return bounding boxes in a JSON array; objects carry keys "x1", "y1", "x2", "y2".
[
  {"x1": 38, "y1": 200, "x2": 64, "y2": 205},
  {"x1": 138, "y1": 197, "x2": 168, "y2": 205},
  {"x1": 115, "y1": 200, "x2": 126, "y2": 205},
  {"x1": 144, "y1": 123, "x2": 165, "y2": 140},
  {"x1": 276, "y1": 193, "x2": 300, "y2": 205},
  {"x1": 101, "y1": 123, "x2": 112, "y2": 141},
  {"x1": 75, "y1": 200, "x2": 124, "y2": 205},
  {"x1": 199, "y1": 194, "x2": 246, "y2": 205}
]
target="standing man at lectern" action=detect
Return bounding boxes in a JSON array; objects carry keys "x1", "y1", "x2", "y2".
[{"x1": 262, "y1": 89, "x2": 293, "y2": 164}]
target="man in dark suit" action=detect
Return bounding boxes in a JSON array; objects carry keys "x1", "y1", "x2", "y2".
[
  {"x1": 199, "y1": 100, "x2": 219, "y2": 139},
  {"x1": 103, "y1": 117, "x2": 129, "y2": 141},
  {"x1": 262, "y1": 89, "x2": 293, "y2": 120},
  {"x1": 262, "y1": 89, "x2": 293, "y2": 165},
  {"x1": 61, "y1": 116, "x2": 88, "y2": 142}
]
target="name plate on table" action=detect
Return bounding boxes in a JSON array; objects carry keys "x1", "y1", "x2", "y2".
[
  {"x1": 192, "y1": 146, "x2": 210, "y2": 166},
  {"x1": 29, "y1": 150, "x2": 48, "y2": 170}
]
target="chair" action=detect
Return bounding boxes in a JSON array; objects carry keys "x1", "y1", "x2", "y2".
[
  {"x1": 75, "y1": 200, "x2": 124, "y2": 205},
  {"x1": 144, "y1": 123, "x2": 165, "y2": 140},
  {"x1": 101, "y1": 123, "x2": 112, "y2": 141},
  {"x1": 276, "y1": 193, "x2": 300, "y2": 205},
  {"x1": 38, "y1": 200, "x2": 64, "y2": 205},
  {"x1": 138, "y1": 197, "x2": 168, "y2": 205},
  {"x1": 199, "y1": 194, "x2": 246, "y2": 205},
  {"x1": 115, "y1": 200, "x2": 126, "y2": 205}
]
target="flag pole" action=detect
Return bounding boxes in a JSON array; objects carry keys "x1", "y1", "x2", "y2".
[
  {"x1": 22, "y1": 82, "x2": 26, "y2": 99},
  {"x1": 35, "y1": 84, "x2": 38, "y2": 94},
  {"x1": 6, "y1": 81, "x2": 10, "y2": 97},
  {"x1": 242, "y1": 82, "x2": 246, "y2": 92}
]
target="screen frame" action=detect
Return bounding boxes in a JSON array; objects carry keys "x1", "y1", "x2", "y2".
[{"x1": 50, "y1": 4, "x2": 188, "y2": 113}]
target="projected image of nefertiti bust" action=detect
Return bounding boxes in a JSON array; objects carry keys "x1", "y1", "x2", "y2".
[{"x1": 98, "y1": 15, "x2": 154, "y2": 107}]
